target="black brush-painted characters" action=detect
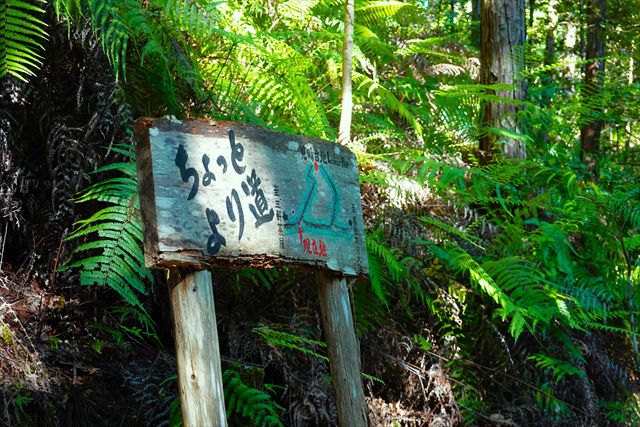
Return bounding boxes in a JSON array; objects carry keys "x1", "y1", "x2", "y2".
[{"x1": 174, "y1": 129, "x2": 274, "y2": 255}]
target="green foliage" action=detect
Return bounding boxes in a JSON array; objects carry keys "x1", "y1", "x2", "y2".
[
  {"x1": 224, "y1": 370, "x2": 284, "y2": 427},
  {"x1": 366, "y1": 229, "x2": 409, "y2": 306},
  {"x1": 50, "y1": 0, "x2": 640, "y2": 423},
  {"x1": 65, "y1": 144, "x2": 152, "y2": 314},
  {"x1": 88, "y1": 0, "x2": 130, "y2": 78},
  {"x1": 356, "y1": 1, "x2": 414, "y2": 26},
  {"x1": 168, "y1": 396, "x2": 183, "y2": 427},
  {"x1": 528, "y1": 353, "x2": 586, "y2": 382},
  {"x1": 0, "y1": 0, "x2": 47, "y2": 81},
  {"x1": 235, "y1": 268, "x2": 280, "y2": 290},
  {"x1": 253, "y1": 326, "x2": 328, "y2": 362},
  {"x1": 600, "y1": 398, "x2": 640, "y2": 425},
  {"x1": 422, "y1": 242, "x2": 533, "y2": 340},
  {"x1": 165, "y1": 370, "x2": 284, "y2": 427}
]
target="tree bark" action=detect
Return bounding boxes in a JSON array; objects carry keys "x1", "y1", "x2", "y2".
[
  {"x1": 338, "y1": 0, "x2": 354, "y2": 146},
  {"x1": 579, "y1": 0, "x2": 606, "y2": 171},
  {"x1": 625, "y1": 47, "x2": 633, "y2": 150},
  {"x1": 478, "y1": 0, "x2": 527, "y2": 161},
  {"x1": 540, "y1": 0, "x2": 558, "y2": 144},
  {"x1": 544, "y1": 0, "x2": 559, "y2": 87},
  {"x1": 471, "y1": 0, "x2": 481, "y2": 50}
]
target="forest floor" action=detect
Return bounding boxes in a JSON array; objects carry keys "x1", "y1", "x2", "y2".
[
  {"x1": 0, "y1": 258, "x2": 463, "y2": 427},
  {"x1": 0, "y1": 265, "x2": 178, "y2": 427}
]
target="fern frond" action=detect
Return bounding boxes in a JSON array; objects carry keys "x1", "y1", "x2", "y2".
[
  {"x1": 355, "y1": 0, "x2": 413, "y2": 27},
  {"x1": 354, "y1": 24, "x2": 394, "y2": 64},
  {"x1": 158, "y1": 0, "x2": 246, "y2": 43},
  {"x1": 235, "y1": 268, "x2": 279, "y2": 289},
  {"x1": 528, "y1": 353, "x2": 586, "y2": 381},
  {"x1": 399, "y1": 39, "x2": 468, "y2": 65},
  {"x1": 223, "y1": 370, "x2": 284, "y2": 427},
  {"x1": 277, "y1": 0, "x2": 321, "y2": 24},
  {"x1": 602, "y1": 399, "x2": 640, "y2": 426},
  {"x1": 365, "y1": 242, "x2": 390, "y2": 306},
  {"x1": 0, "y1": 0, "x2": 47, "y2": 81},
  {"x1": 420, "y1": 216, "x2": 484, "y2": 250},
  {"x1": 87, "y1": 0, "x2": 130, "y2": 78},
  {"x1": 354, "y1": 71, "x2": 423, "y2": 137},
  {"x1": 253, "y1": 326, "x2": 328, "y2": 361},
  {"x1": 365, "y1": 229, "x2": 409, "y2": 305},
  {"x1": 420, "y1": 240, "x2": 535, "y2": 340},
  {"x1": 65, "y1": 144, "x2": 152, "y2": 313},
  {"x1": 556, "y1": 275, "x2": 611, "y2": 313},
  {"x1": 52, "y1": 0, "x2": 82, "y2": 20}
]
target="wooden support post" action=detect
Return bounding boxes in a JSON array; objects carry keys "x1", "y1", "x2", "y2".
[
  {"x1": 168, "y1": 269, "x2": 227, "y2": 427},
  {"x1": 136, "y1": 118, "x2": 369, "y2": 426},
  {"x1": 317, "y1": 271, "x2": 367, "y2": 427}
]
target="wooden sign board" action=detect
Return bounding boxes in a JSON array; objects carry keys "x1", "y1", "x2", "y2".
[{"x1": 134, "y1": 117, "x2": 368, "y2": 276}]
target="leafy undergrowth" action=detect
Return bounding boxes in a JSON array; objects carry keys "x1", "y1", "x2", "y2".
[
  {"x1": 0, "y1": 255, "x2": 458, "y2": 427},
  {"x1": 0, "y1": 267, "x2": 178, "y2": 427},
  {"x1": 3, "y1": 4, "x2": 640, "y2": 427}
]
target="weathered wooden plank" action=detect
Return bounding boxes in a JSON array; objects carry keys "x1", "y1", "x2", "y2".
[
  {"x1": 168, "y1": 269, "x2": 227, "y2": 427},
  {"x1": 135, "y1": 117, "x2": 368, "y2": 276},
  {"x1": 317, "y1": 271, "x2": 368, "y2": 426}
]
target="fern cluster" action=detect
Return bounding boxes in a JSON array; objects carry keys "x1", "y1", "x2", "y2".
[
  {"x1": 47, "y1": 0, "x2": 640, "y2": 424},
  {"x1": 371, "y1": 144, "x2": 640, "y2": 418},
  {"x1": 0, "y1": 0, "x2": 47, "y2": 81},
  {"x1": 253, "y1": 326, "x2": 328, "y2": 362},
  {"x1": 224, "y1": 370, "x2": 284, "y2": 427},
  {"x1": 64, "y1": 143, "x2": 152, "y2": 314}
]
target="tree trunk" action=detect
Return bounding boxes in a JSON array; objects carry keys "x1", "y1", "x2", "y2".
[
  {"x1": 478, "y1": 0, "x2": 527, "y2": 161},
  {"x1": 625, "y1": 48, "x2": 634, "y2": 151},
  {"x1": 540, "y1": 0, "x2": 558, "y2": 144},
  {"x1": 338, "y1": 0, "x2": 354, "y2": 146},
  {"x1": 528, "y1": 0, "x2": 536, "y2": 28},
  {"x1": 579, "y1": 0, "x2": 606, "y2": 171},
  {"x1": 544, "y1": 0, "x2": 558, "y2": 87},
  {"x1": 471, "y1": 0, "x2": 481, "y2": 50}
]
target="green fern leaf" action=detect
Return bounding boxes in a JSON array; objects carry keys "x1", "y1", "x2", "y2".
[
  {"x1": 223, "y1": 370, "x2": 284, "y2": 427},
  {"x1": 355, "y1": 0, "x2": 413, "y2": 27},
  {"x1": 85, "y1": 0, "x2": 131, "y2": 78},
  {"x1": 365, "y1": 230, "x2": 411, "y2": 306},
  {"x1": 354, "y1": 71, "x2": 423, "y2": 137},
  {"x1": 528, "y1": 353, "x2": 586, "y2": 381},
  {"x1": 253, "y1": 326, "x2": 328, "y2": 361},
  {"x1": 0, "y1": 0, "x2": 47, "y2": 81},
  {"x1": 65, "y1": 144, "x2": 151, "y2": 314}
]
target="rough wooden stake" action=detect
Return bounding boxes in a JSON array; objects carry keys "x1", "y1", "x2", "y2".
[
  {"x1": 168, "y1": 269, "x2": 227, "y2": 427},
  {"x1": 317, "y1": 271, "x2": 367, "y2": 426}
]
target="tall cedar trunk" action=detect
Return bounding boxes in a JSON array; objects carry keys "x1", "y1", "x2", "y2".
[
  {"x1": 338, "y1": 0, "x2": 354, "y2": 146},
  {"x1": 478, "y1": 0, "x2": 527, "y2": 161},
  {"x1": 625, "y1": 49, "x2": 633, "y2": 150},
  {"x1": 529, "y1": 0, "x2": 536, "y2": 27},
  {"x1": 471, "y1": 0, "x2": 481, "y2": 49},
  {"x1": 541, "y1": 0, "x2": 558, "y2": 144},
  {"x1": 544, "y1": 0, "x2": 558, "y2": 82},
  {"x1": 579, "y1": 0, "x2": 606, "y2": 169}
]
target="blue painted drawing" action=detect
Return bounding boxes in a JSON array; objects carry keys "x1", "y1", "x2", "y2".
[{"x1": 283, "y1": 162, "x2": 353, "y2": 239}]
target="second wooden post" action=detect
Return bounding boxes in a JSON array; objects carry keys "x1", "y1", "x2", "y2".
[{"x1": 317, "y1": 271, "x2": 367, "y2": 426}]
